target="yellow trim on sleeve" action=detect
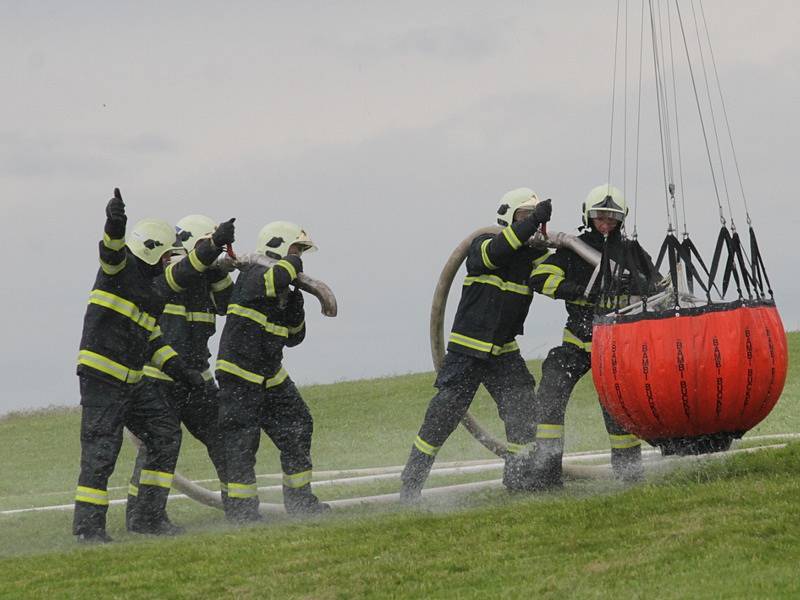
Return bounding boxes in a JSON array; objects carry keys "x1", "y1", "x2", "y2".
[{"x1": 480, "y1": 238, "x2": 497, "y2": 269}]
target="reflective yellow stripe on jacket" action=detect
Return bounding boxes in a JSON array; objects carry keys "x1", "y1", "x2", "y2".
[
  {"x1": 531, "y1": 263, "x2": 565, "y2": 298},
  {"x1": 501, "y1": 225, "x2": 523, "y2": 250},
  {"x1": 463, "y1": 274, "x2": 532, "y2": 296},
  {"x1": 263, "y1": 260, "x2": 297, "y2": 298},
  {"x1": 265, "y1": 367, "x2": 289, "y2": 389},
  {"x1": 150, "y1": 345, "x2": 178, "y2": 369},
  {"x1": 102, "y1": 233, "x2": 125, "y2": 251},
  {"x1": 143, "y1": 365, "x2": 214, "y2": 382},
  {"x1": 163, "y1": 303, "x2": 216, "y2": 324},
  {"x1": 99, "y1": 234, "x2": 127, "y2": 275},
  {"x1": 100, "y1": 258, "x2": 126, "y2": 276},
  {"x1": 216, "y1": 360, "x2": 288, "y2": 389},
  {"x1": 77, "y1": 350, "x2": 143, "y2": 384},
  {"x1": 88, "y1": 289, "x2": 157, "y2": 332},
  {"x1": 227, "y1": 304, "x2": 289, "y2": 337},
  {"x1": 480, "y1": 238, "x2": 497, "y2": 269},
  {"x1": 448, "y1": 333, "x2": 520, "y2": 356}
]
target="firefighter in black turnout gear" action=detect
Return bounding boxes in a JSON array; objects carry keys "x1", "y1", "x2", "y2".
[
  {"x1": 529, "y1": 184, "x2": 659, "y2": 489},
  {"x1": 216, "y1": 221, "x2": 328, "y2": 522},
  {"x1": 126, "y1": 215, "x2": 234, "y2": 534},
  {"x1": 400, "y1": 188, "x2": 552, "y2": 502},
  {"x1": 73, "y1": 189, "x2": 235, "y2": 543}
]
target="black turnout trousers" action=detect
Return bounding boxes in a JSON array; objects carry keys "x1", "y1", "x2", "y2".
[
  {"x1": 535, "y1": 343, "x2": 628, "y2": 436},
  {"x1": 218, "y1": 374, "x2": 313, "y2": 517},
  {"x1": 417, "y1": 350, "x2": 537, "y2": 448},
  {"x1": 73, "y1": 375, "x2": 180, "y2": 535},
  {"x1": 126, "y1": 378, "x2": 226, "y2": 524}
]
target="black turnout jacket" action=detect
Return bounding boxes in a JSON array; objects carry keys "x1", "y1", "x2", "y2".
[
  {"x1": 77, "y1": 217, "x2": 224, "y2": 387},
  {"x1": 143, "y1": 265, "x2": 234, "y2": 381},
  {"x1": 215, "y1": 255, "x2": 305, "y2": 387},
  {"x1": 447, "y1": 217, "x2": 549, "y2": 359}
]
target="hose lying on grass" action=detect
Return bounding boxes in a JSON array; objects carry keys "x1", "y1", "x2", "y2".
[
  {"x1": 141, "y1": 433, "x2": 799, "y2": 516},
  {"x1": 2, "y1": 434, "x2": 795, "y2": 516}
]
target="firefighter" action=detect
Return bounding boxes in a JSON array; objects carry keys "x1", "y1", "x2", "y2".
[
  {"x1": 125, "y1": 215, "x2": 234, "y2": 534},
  {"x1": 528, "y1": 183, "x2": 659, "y2": 489},
  {"x1": 73, "y1": 189, "x2": 235, "y2": 543},
  {"x1": 399, "y1": 189, "x2": 552, "y2": 502},
  {"x1": 216, "y1": 221, "x2": 328, "y2": 522}
]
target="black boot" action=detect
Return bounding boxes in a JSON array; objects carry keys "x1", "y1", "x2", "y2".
[
  {"x1": 129, "y1": 517, "x2": 185, "y2": 536},
  {"x1": 128, "y1": 485, "x2": 184, "y2": 535},
  {"x1": 283, "y1": 484, "x2": 330, "y2": 516},
  {"x1": 77, "y1": 530, "x2": 114, "y2": 544},
  {"x1": 611, "y1": 445, "x2": 644, "y2": 483},
  {"x1": 73, "y1": 501, "x2": 109, "y2": 538},
  {"x1": 503, "y1": 451, "x2": 535, "y2": 492},
  {"x1": 225, "y1": 497, "x2": 264, "y2": 523},
  {"x1": 399, "y1": 447, "x2": 435, "y2": 504},
  {"x1": 527, "y1": 438, "x2": 564, "y2": 491}
]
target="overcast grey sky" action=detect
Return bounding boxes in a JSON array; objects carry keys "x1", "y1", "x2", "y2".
[{"x1": 2, "y1": 1, "x2": 798, "y2": 415}]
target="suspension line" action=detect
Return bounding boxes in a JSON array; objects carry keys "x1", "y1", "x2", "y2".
[
  {"x1": 698, "y1": 0, "x2": 752, "y2": 225},
  {"x1": 623, "y1": 0, "x2": 629, "y2": 201},
  {"x1": 667, "y1": 0, "x2": 689, "y2": 237},
  {"x1": 674, "y1": 0, "x2": 726, "y2": 225},
  {"x1": 690, "y1": 0, "x2": 735, "y2": 230},
  {"x1": 648, "y1": 0, "x2": 674, "y2": 232},
  {"x1": 657, "y1": 0, "x2": 681, "y2": 233},
  {"x1": 632, "y1": 0, "x2": 646, "y2": 239},
  {"x1": 607, "y1": 0, "x2": 622, "y2": 188}
]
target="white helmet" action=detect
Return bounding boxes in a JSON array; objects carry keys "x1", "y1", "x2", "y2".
[
  {"x1": 255, "y1": 221, "x2": 317, "y2": 259},
  {"x1": 496, "y1": 188, "x2": 541, "y2": 227},
  {"x1": 176, "y1": 214, "x2": 217, "y2": 252},
  {"x1": 583, "y1": 184, "x2": 628, "y2": 227},
  {"x1": 127, "y1": 218, "x2": 183, "y2": 265}
]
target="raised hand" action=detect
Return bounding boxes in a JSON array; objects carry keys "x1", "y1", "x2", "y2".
[{"x1": 212, "y1": 218, "x2": 236, "y2": 248}]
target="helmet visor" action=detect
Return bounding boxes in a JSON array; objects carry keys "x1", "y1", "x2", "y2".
[
  {"x1": 588, "y1": 209, "x2": 624, "y2": 222},
  {"x1": 291, "y1": 240, "x2": 317, "y2": 254}
]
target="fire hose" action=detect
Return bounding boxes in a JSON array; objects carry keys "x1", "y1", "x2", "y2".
[{"x1": 215, "y1": 253, "x2": 338, "y2": 317}]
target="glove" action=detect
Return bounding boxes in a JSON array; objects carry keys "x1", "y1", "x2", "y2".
[
  {"x1": 532, "y1": 198, "x2": 552, "y2": 225},
  {"x1": 106, "y1": 188, "x2": 126, "y2": 222},
  {"x1": 211, "y1": 218, "x2": 236, "y2": 248},
  {"x1": 104, "y1": 188, "x2": 127, "y2": 238},
  {"x1": 176, "y1": 368, "x2": 206, "y2": 391}
]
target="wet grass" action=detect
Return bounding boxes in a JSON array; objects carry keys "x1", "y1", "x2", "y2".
[
  {"x1": 0, "y1": 332, "x2": 797, "y2": 597},
  {"x1": 1, "y1": 444, "x2": 799, "y2": 599}
]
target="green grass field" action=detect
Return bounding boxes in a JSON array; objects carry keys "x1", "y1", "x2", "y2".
[{"x1": 1, "y1": 333, "x2": 798, "y2": 599}]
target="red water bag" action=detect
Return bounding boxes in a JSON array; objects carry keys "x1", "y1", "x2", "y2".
[{"x1": 591, "y1": 301, "x2": 788, "y2": 443}]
